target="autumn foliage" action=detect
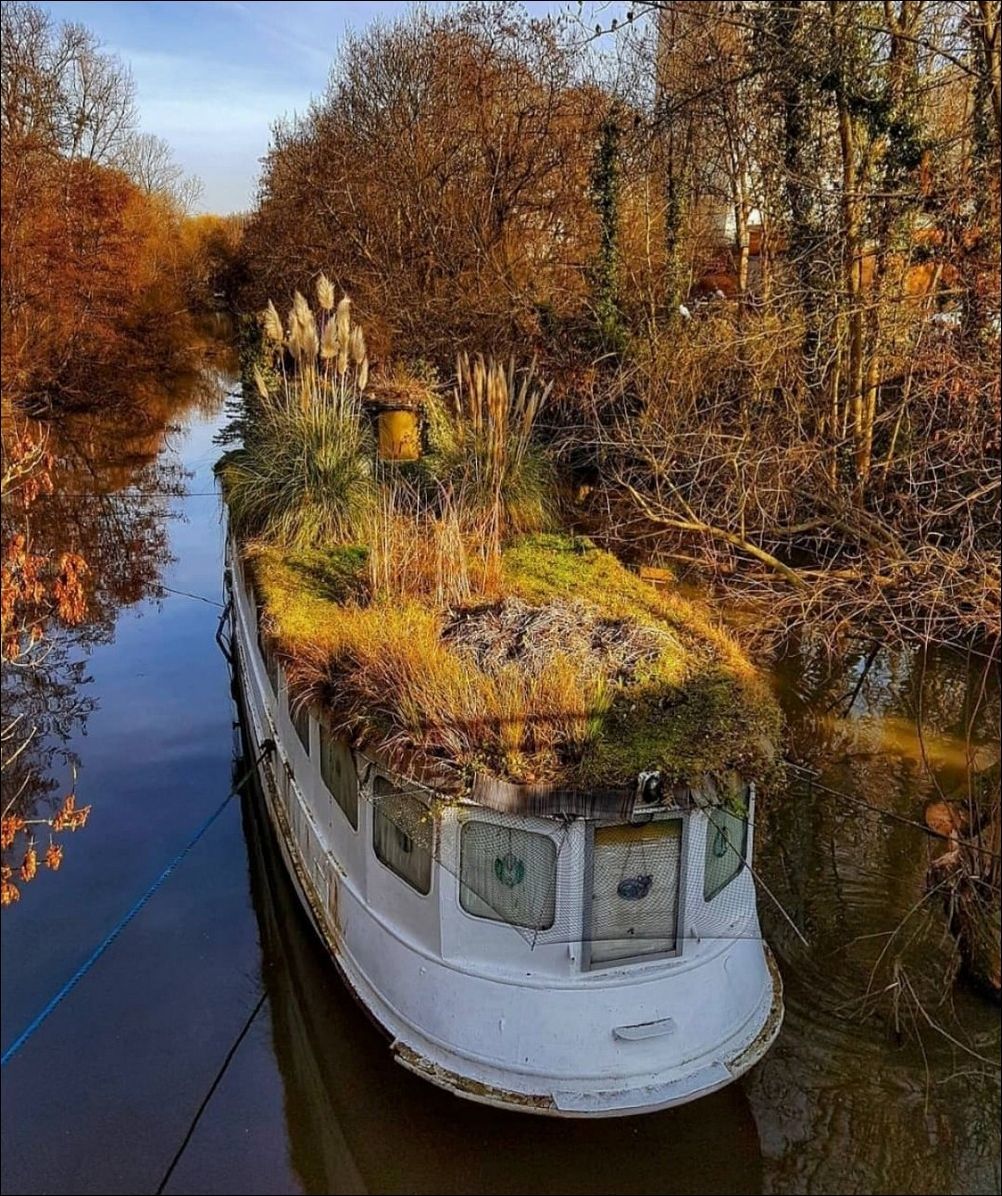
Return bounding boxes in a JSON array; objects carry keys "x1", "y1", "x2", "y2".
[
  {"x1": 239, "y1": 1, "x2": 1000, "y2": 649},
  {"x1": 1, "y1": 794, "x2": 90, "y2": 906},
  {"x1": 240, "y1": 5, "x2": 606, "y2": 362},
  {"x1": 0, "y1": 1, "x2": 217, "y2": 408}
]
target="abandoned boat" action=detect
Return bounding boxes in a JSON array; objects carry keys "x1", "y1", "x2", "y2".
[
  {"x1": 224, "y1": 541, "x2": 782, "y2": 1116},
  {"x1": 220, "y1": 287, "x2": 783, "y2": 1115}
]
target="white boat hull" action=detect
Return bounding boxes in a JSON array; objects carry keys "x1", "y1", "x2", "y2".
[{"x1": 226, "y1": 550, "x2": 784, "y2": 1116}]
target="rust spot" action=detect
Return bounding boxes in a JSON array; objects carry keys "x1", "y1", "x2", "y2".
[
  {"x1": 727, "y1": 945, "x2": 784, "y2": 1077},
  {"x1": 393, "y1": 1043, "x2": 554, "y2": 1112}
]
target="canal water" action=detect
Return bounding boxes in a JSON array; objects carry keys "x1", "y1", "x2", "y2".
[{"x1": 1, "y1": 342, "x2": 999, "y2": 1195}]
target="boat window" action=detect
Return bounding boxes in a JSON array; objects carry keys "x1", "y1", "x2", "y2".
[
  {"x1": 589, "y1": 819, "x2": 681, "y2": 966},
  {"x1": 319, "y1": 725, "x2": 358, "y2": 830},
  {"x1": 703, "y1": 808, "x2": 748, "y2": 901},
  {"x1": 372, "y1": 777, "x2": 433, "y2": 894},
  {"x1": 459, "y1": 820, "x2": 556, "y2": 930},
  {"x1": 291, "y1": 700, "x2": 311, "y2": 754}
]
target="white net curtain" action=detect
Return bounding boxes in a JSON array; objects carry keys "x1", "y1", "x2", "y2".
[
  {"x1": 459, "y1": 820, "x2": 558, "y2": 929},
  {"x1": 590, "y1": 820, "x2": 682, "y2": 964}
]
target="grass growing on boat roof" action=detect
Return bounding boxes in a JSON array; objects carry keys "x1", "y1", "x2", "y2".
[{"x1": 246, "y1": 533, "x2": 780, "y2": 789}]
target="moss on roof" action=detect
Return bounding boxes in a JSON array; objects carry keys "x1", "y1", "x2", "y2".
[{"x1": 246, "y1": 533, "x2": 781, "y2": 791}]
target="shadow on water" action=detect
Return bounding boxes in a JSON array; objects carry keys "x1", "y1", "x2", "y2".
[{"x1": 237, "y1": 750, "x2": 765, "y2": 1196}]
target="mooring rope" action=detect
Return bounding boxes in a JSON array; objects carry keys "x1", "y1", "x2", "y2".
[
  {"x1": 0, "y1": 744, "x2": 272, "y2": 1068},
  {"x1": 158, "y1": 584, "x2": 226, "y2": 608}
]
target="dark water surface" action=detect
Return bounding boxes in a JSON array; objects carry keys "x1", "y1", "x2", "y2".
[{"x1": 1, "y1": 343, "x2": 999, "y2": 1195}]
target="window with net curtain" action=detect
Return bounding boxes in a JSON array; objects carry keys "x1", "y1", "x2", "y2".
[
  {"x1": 372, "y1": 777, "x2": 433, "y2": 894},
  {"x1": 590, "y1": 819, "x2": 682, "y2": 965},
  {"x1": 703, "y1": 808, "x2": 748, "y2": 901},
  {"x1": 459, "y1": 820, "x2": 557, "y2": 929},
  {"x1": 319, "y1": 724, "x2": 358, "y2": 830}
]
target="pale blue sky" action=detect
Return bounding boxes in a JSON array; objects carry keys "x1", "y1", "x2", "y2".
[{"x1": 45, "y1": 1, "x2": 621, "y2": 213}]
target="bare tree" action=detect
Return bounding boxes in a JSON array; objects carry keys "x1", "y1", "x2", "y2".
[
  {"x1": 117, "y1": 131, "x2": 202, "y2": 212},
  {"x1": 0, "y1": 1, "x2": 135, "y2": 162}
]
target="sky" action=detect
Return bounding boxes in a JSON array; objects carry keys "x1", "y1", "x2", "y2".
[{"x1": 45, "y1": 1, "x2": 609, "y2": 214}]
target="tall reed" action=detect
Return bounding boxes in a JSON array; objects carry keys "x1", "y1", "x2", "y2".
[{"x1": 425, "y1": 353, "x2": 556, "y2": 574}]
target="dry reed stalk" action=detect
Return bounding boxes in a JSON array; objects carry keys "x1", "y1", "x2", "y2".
[
  {"x1": 450, "y1": 351, "x2": 553, "y2": 564},
  {"x1": 434, "y1": 488, "x2": 471, "y2": 607}
]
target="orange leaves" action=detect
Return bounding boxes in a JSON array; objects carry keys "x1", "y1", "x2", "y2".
[
  {"x1": 1, "y1": 430, "x2": 53, "y2": 509},
  {"x1": 51, "y1": 793, "x2": 91, "y2": 833},
  {"x1": 19, "y1": 846, "x2": 37, "y2": 882},
  {"x1": 1, "y1": 867, "x2": 20, "y2": 907},
  {"x1": 54, "y1": 553, "x2": 88, "y2": 625},
  {"x1": 3, "y1": 146, "x2": 195, "y2": 404},
  {"x1": 1, "y1": 797, "x2": 88, "y2": 909},
  {"x1": 0, "y1": 519, "x2": 89, "y2": 659},
  {"x1": 1, "y1": 818, "x2": 26, "y2": 856},
  {"x1": 1, "y1": 816, "x2": 26, "y2": 850}
]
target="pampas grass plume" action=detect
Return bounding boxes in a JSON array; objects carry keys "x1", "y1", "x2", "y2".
[
  {"x1": 253, "y1": 363, "x2": 271, "y2": 401},
  {"x1": 316, "y1": 273, "x2": 335, "y2": 311},
  {"x1": 335, "y1": 296, "x2": 352, "y2": 347},
  {"x1": 262, "y1": 300, "x2": 284, "y2": 345},
  {"x1": 320, "y1": 316, "x2": 338, "y2": 360}
]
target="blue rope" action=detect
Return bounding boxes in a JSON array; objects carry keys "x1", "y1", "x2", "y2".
[{"x1": 1, "y1": 751, "x2": 266, "y2": 1068}]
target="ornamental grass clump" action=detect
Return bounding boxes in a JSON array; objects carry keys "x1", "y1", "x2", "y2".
[
  {"x1": 222, "y1": 283, "x2": 376, "y2": 549},
  {"x1": 222, "y1": 400, "x2": 375, "y2": 549},
  {"x1": 260, "y1": 282, "x2": 369, "y2": 412},
  {"x1": 424, "y1": 353, "x2": 556, "y2": 560}
]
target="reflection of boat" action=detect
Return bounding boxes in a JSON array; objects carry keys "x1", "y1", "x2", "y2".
[
  {"x1": 236, "y1": 727, "x2": 767, "y2": 1194},
  {"x1": 225, "y1": 543, "x2": 782, "y2": 1117}
]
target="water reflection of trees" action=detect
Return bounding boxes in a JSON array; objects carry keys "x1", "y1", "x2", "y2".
[
  {"x1": 779, "y1": 640, "x2": 999, "y2": 954},
  {"x1": 766, "y1": 637, "x2": 1000, "y2": 987},
  {"x1": 750, "y1": 637, "x2": 1001, "y2": 1194},
  {"x1": 1, "y1": 350, "x2": 232, "y2": 903}
]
